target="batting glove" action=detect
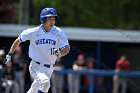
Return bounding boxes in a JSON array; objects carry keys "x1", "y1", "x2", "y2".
[
  {"x1": 54, "y1": 48, "x2": 61, "y2": 58},
  {"x1": 3, "y1": 54, "x2": 12, "y2": 65}
]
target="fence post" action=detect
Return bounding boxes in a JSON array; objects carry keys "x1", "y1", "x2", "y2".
[{"x1": 89, "y1": 74, "x2": 94, "y2": 93}]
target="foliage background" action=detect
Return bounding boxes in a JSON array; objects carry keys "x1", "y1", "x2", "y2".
[{"x1": 0, "y1": 0, "x2": 140, "y2": 30}]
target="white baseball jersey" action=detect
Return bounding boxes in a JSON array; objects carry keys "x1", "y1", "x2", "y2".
[{"x1": 18, "y1": 25, "x2": 69, "y2": 64}]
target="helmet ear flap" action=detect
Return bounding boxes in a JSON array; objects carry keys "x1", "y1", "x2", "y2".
[
  {"x1": 40, "y1": 17, "x2": 47, "y2": 24},
  {"x1": 43, "y1": 17, "x2": 47, "y2": 23}
]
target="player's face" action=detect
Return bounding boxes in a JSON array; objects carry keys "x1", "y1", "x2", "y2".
[
  {"x1": 45, "y1": 16, "x2": 56, "y2": 27},
  {"x1": 43, "y1": 16, "x2": 56, "y2": 31}
]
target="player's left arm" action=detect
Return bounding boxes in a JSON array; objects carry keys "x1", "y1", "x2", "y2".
[
  {"x1": 58, "y1": 30, "x2": 70, "y2": 57},
  {"x1": 60, "y1": 46, "x2": 70, "y2": 56}
]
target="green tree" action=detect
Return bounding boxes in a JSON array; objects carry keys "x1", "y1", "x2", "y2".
[{"x1": 31, "y1": 0, "x2": 140, "y2": 30}]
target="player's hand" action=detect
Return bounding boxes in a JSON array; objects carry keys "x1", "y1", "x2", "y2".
[
  {"x1": 3, "y1": 54, "x2": 12, "y2": 65},
  {"x1": 54, "y1": 48, "x2": 61, "y2": 58}
]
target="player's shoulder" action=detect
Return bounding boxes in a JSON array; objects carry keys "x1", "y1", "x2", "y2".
[
  {"x1": 53, "y1": 26, "x2": 65, "y2": 35},
  {"x1": 22, "y1": 25, "x2": 40, "y2": 33},
  {"x1": 54, "y1": 26, "x2": 63, "y2": 32}
]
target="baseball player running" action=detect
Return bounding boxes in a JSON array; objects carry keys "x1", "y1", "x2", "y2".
[{"x1": 3, "y1": 7, "x2": 70, "y2": 93}]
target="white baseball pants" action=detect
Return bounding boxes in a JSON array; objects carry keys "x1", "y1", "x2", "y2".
[{"x1": 27, "y1": 61, "x2": 54, "y2": 93}]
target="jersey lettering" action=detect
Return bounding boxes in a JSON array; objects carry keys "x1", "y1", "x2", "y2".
[{"x1": 35, "y1": 38, "x2": 56, "y2": 45}]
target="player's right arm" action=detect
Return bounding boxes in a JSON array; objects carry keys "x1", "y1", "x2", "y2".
[
  {"x1": 8, "y1": 38, "x2": 21, "y2": 55},
  {"x1": 3, "y1": 28, "x2": 32, "y2": 65},
  {"x1": 3, "y1": 38, "x2": 21, "y2": 65},
  {"x1": 9, "y1": 27, "x2": 33, "y2": 55}
]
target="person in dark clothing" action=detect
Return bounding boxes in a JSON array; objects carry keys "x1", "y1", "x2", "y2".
[
  {"x1": 68, "y1": 54, "x2": 86, "y2": 93},
  {"x1": 51, "y1": 58, "x2": 65, "y2": 93},
  {"x1": 3, "y1": 63, "x2": 19, "y2": 93},
  {"x1": 12, "y1": 46, "x2": 26, "y2": 93}
]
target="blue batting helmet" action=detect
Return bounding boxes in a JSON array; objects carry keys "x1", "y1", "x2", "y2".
[{"x1": 40, "y1": 8, "x2": 57, "y2": 24}]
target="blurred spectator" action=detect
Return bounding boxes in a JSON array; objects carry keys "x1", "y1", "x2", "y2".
[
  {"x1": 2, "y1": 63, "x2": 19, "y2": 93},
  {"x1": 0, "y1": 49, "x2": 5, "y2": 69},
  {"x1": 113, "y1": 55, "x2": 130, "y2": 93},
  {"x1": 86, "y1": 57, "x2": 95, "y2": 69},
  {"x1": 0, "y1": 49, "x2": 6, "y2": 92},
  {"x1": 84, "y1": 57, "x2": 95, "y2": 86},
  {"x1": 51, "y1": 58, "x2": 65, "y2": 93},
  {"x1": 68, "y1": 54, "x2": 86, "y2": 93},
  {"x1": 12, "y1": 46, "x2": 26, "y2": 93},
  {"x1": 84, "y1": 57, "x2": 104, "y2": 93}
]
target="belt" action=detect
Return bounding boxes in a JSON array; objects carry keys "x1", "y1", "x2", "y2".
[{"x1": 35, "y1": 61, "x2": 54, "y2": 68}]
